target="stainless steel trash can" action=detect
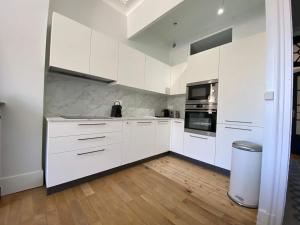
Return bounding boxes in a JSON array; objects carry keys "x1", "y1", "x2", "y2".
[{"x1": 228, "y1": 141, "x2": 262, "y2": 208}]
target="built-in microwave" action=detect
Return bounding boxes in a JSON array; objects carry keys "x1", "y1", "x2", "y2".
[{"x1": 186, "y1": 79, "x2": 218, "y2": 105}]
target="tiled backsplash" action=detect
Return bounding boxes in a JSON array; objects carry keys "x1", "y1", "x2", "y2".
[{"x1": 44, "y1": 73, "x2": 185, "y2": 118}]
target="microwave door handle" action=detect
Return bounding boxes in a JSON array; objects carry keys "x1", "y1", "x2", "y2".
[{"x1": 185, "y1": 110, "x2": 217, "y2": 113}]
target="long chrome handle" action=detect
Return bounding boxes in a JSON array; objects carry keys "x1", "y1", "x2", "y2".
[
  {"x1": 78, "y1": 123, "x2": 107, "y2": 126},
  {"x1": 158, "y1": 121, "x2": 169, "y2": 123},
  {"x1": 174, "y1": 121, "x2": 183, "y2": 123},
  {"x1": 77, "y1": 149, "x2": 105, "y2": 156},
  {"x1": 225, "y1": 120, "x2": 252, "y2": 124},
  {"x1": 190, "y1": 135, "x2": 208, "y2": 140},
  {"x1": 225, "y1": 126, "x2": 252, "y2": 131},
  {"x1": 137, "y1": 121, "x2": 152, "y2": 124},
  {"x1": 77, "y1": 136, "x2": 106, "y2": 141}
]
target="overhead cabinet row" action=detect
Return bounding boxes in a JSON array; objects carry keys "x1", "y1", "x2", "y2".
[{"x1": 49, "y1": 13, "x2": 171, "y2": 94}]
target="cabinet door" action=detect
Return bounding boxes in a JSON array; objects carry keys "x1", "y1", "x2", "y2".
[
  {"x1": 50, "y1": 12, "x2": 91, "y2": 74},
  {"x1": 170, "y1": 120, "x2": 184, "y2": 154},
  {"x1": 155, "y1": 120, "x2": 171, "y2": 155},
  {"x1": 117, "y1": 43, "x2": 146, "y2": 90},
  {"x1": 90, "y1": 30, "x2": 118, "y2": 81},
  {"x1": 215, "y1": 124, "x2": 263, "y2": 170},
  {"x1": 183, "y1": 132, "x2": 216, "y2": 165},
  {"x1": 170, "y1": 63, "x2": 187, "y2": 95},
  {"x1": 185, "y1": 47, "x2": 220, "y2": 84},
  {"x1": 145, "y1": 56, "x2": 171, "y2": 94},
  {"x1": 122, "y1": 120, "x2": 155, "y2": 164},
  {"x1": 218, "y1": 33, "x2": 266, "y2": 127}
]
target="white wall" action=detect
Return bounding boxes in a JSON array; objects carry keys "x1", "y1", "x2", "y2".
[
  {"x1": 0, "y1": 0, "x2": 49, "y2": 195},
  {"x1": 49, "y1": 0, "x2": 171, "y2": 64},
  {"x1": 127, "y1": 0, "x2": 184, "y2": 38},
  {"x1": 169, "y1": 5, "x2": 266, "y2": 65}
]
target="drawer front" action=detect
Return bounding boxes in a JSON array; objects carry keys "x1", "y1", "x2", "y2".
[
  {"x1": 47, "y1": 132, "x2": 122, "y2": 154},
  {"x1": 46, "y1": 144, "x2": 122, "y2": 187},
  {"x1": 48, "y1": 121, "x2": 122, "y2": 137}
]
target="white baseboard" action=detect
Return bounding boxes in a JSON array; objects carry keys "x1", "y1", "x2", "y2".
[{"x1": 0, "y1": 170, "x2": 44, "y2": 196}]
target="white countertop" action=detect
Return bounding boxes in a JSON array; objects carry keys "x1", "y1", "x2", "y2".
[{"x1": 46, "y1": 116, "x2": 184, "y2": 122}]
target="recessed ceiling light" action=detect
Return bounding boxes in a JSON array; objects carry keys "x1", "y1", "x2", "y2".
[{"x1": 218, "y1": 8, "x2": 224, "y2": 15}]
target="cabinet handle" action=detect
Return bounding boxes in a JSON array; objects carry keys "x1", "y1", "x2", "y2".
[
  {"x1": 225, "y1": 120, "x2": 252, "y2": 124},
  {"x1": 137, "y1": 121, "x2": 152, "y2": 124},
  {"x1": 78, "y1": 123, "x2": 107, "y2": 126},
  {"x1": 77, "y1": 136, "x2": 106, "y2": 141},
  {"x1": 190, "y1": 135, "x2": 208, "y2": 140},
  {"x1": 225, "y1": 126, "x2": 252, "y2": 131},
  {"x1": 158, "y1": 121, "x2": 169, "y2": 123},
  {"x1": 174, "y1": 121, "x2": 182, "y2": 123},
  {"x1": 77, "y1": 149, "x2": 105, "y2": 156}
]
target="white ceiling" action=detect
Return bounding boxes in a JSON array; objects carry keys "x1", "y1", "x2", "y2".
[
  {"x1": 101, "y1": 0, "x2": 144, "y2": 15},
  {"x1": 135, "y1": 0, "x2": 265, "y2": 46}
]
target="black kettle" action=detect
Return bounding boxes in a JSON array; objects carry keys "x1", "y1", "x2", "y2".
[{"x1": 111, "y1": 101, "x2": 122, "y2": 117}]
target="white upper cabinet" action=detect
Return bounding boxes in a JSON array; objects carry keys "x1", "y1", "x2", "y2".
[
  {"x1": 145, "y1": 56, "x2": 171, "y2": 94},
  {"x1": 185, "y1": 47, "x2": 220, "y2": 84},
  {"x1": 117, "y1": 43, "x2": 146, "y2": 90},
  {"x1": 50, "y1": 12, "x2": 91, "y2": 75},
  {"x1": 170, "y1": 63, "x2": 187, "y2": 95},
  {"x1": 218, "y1": 33, "x2": 266, "y2": 127},
  {"x1": 90, "y1": 30, "x2": 118, "y2": 81}
]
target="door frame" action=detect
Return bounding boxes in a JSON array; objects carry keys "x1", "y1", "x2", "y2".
[{"x1": 257, "y1": 0, "x2": 293, "y2": 225}]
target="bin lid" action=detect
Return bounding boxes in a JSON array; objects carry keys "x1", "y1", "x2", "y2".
[{"x1": 232, "y1": 141, "x2": 262, "y2": 152}]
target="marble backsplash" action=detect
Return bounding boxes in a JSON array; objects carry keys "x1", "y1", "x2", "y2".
[
  {"x1": 167, "y1": 95, "x2": 186, "y2": 119},
  {"x1": 44, "y1": 73, "x2": 169, "y2": 117}
]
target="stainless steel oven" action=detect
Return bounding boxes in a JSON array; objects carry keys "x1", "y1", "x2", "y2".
[
  {"x1": 184, "y1": 104, "x2": 217, "y2": 136},
  {"x1": 186, "y1": 79, "x2": 218, "y2": 105}
]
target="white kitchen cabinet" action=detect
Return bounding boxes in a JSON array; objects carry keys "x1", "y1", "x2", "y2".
[
  {"x1": 90, "y1": 30, "x2": 118, "y2": 81},
  {"x1": 145, "y1": 56, "x2": 171, "y2": 94},
  {"x1": 215, "y1": 124, "x2": 263, "y2": 170},
  {"x1": 218, "y1": 33, "x2": 266, "y2": 127},
  {"x1": 185, "y1": 47, "x2": 220, "y2": 84},
  {"x1": 183, "y1": 132, "x2": 216, "y2": 165},
  {"x1": 50, "y1": 12, "x2": 92, "y2": 75},
  {"x1": 122, "y1": 120, "x2": 155, "y2": 164},
  {"x1": 170, "y1": 119, "x2": 184, "y2": 154},
  {"x1": 117, "y1": 43, "x2": 146, "y2": 90},
  {"x1": 170, "y1": 63, "x2": 187, "y2": 95},
  {"x1": 155, "y1": 120, "x2": 171, "y2": 155}
]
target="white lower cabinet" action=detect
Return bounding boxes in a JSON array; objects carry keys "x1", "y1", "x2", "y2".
[
  {"x1": 46, "y1": 144, "x2": 122, "y2": 187},
  {"x1": 122, "y1": 120, "x2": 156, "y2": 165},
  {"x1": 155, "y1": 120, "x2": 171, "y2": 155},
  {"x1": 170, "y1": 120, "x2": 184, "y2": 154},
  {"x1": 183, "y1": 132, "x2": 216, "y2": 165},
  {"x1": 215, "y1": 124, "x2": 263, "y2": 170}
]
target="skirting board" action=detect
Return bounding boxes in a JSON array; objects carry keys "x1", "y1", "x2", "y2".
[{"x1": 0, "y1": 170, "x2": 43, "y2": 196}]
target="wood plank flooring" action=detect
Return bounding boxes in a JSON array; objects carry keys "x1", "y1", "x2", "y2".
[{"x1": 0, "y1": 156, "x2": 257, "y2": 225}]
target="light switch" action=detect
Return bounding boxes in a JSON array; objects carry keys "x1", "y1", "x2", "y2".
[{"x1": 264, "y1": 91, "x2": 275, "y2": 100}]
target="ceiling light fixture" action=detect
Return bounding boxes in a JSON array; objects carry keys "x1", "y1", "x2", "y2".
[{"x1": 218, "y1": 0, "x2": 225, "y2": 15}]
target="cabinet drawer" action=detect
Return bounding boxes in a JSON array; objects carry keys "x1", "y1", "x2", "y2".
[
  {"x1": 46, "y1": 144, "x2": 121, "y2": 187},
  {"x1": 48, "y1": 121, "x2": 122, "y2": 137},
  {"x1": 183, "y1": 132, "x2": 216, "y2": 165},
  {"x1": 47, "y1": 132, "x2": 122, "y2": 154}
]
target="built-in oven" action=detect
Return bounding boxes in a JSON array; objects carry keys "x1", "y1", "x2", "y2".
[
  {"x1": 185, "y1": 104, "x2": 217, "y2": 136},
  {"x1": 186, "y1": 79, "x2": 218, "y2": 105}
]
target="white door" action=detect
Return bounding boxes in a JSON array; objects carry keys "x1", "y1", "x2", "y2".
[
  {"x1": 117, "y1": 43, "x2": 146, "y2": 90},
  {"x1": 49, "y1": 12, "x2": 91, "y2": 74},
  {"x1": 215, "y1": 124, "x2": 263, "y2": 170},
  {"x1": 183, "y1": 132, "x2": 216, "y2": 165},
  {"x1": 155, "y1": 120, "x2": 171, "y2": 155},
  {"x1": 145, "y1": 56, "x2": 171, "y2": 94},
  {"x1": 170, "y1": 120, "x2": 184, "y2": 154},
  {"x1": 185, "y1": 47, "x2": 220, "y2": 84},
  {"x1": 170, "y1": 63, "x2": 187, "y2": 95},
  {"x1": 90, "y1": 30, "x2": 118, "y2": 81},
  {"x1": 218, "y1": 33, "x2": 266, "y2": 127}
]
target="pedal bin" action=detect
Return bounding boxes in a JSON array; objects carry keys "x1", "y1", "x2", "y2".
[{"x1": 228, "y1": 141, "x2": 262, "y2": 208}]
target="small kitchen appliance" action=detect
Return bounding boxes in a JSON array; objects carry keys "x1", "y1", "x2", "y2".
[{"x1": 111, "y1": 101, "x2": 122, "y2": 117}]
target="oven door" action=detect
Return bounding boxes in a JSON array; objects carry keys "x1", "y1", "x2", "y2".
[{"x1": 184, "y1": 110, "x2": 217, "y2": 136}]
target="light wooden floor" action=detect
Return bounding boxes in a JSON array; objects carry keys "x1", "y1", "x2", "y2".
[{"x1": 0, "y1": 156, "x2": 257, "y2": 225}]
